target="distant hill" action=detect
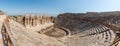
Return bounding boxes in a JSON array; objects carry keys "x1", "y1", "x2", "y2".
[{"x1": 0, "y1": 10, "x2": 4, "y2": 15}]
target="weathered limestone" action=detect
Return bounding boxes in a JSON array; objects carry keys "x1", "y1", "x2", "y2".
[
  {"x1": 16, "y1": 15, "x2": 24, "y2": 25},
  {"x1": 51, "y1": 12, "x2": 120, "y2": 46},
  {"x1": 9, "y1": 14, "x2": 55, "y2": 28},
  {"x1": 54, "y1": 12, "x2": 120, "y2": 35},
  {"x1": 2, "y1": 11, "x2": 120, "y2": 46},
  {"x1": 0, "y1": 10, "x2": 7, "y2": 46},
  {"x1": 8, "y1": 19, "x2": 67, "y2": 46}
]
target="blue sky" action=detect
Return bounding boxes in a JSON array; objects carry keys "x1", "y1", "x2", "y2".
[{"x1": 0, "y1": 0, "x2": 120, "y2": 15}]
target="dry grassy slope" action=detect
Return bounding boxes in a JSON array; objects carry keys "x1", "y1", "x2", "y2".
[{"x1": 0, "y1": 10, "x2": 5, "y2": 15}]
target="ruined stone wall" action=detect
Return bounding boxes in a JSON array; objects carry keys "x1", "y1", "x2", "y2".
[
  {"x1": 54, "y1": 12, "x2": 120, "y2": 35},
  {"x1": 9, "y1": 14, "x2": 55, "y2": 27},
  {"x1": 55, "y1": 12, "x2": 120, "y2": 27}
]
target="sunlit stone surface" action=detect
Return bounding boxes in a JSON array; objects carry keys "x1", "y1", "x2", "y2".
[{"x1": 0, "y1": 11, "x2": 120, "y2": 46}]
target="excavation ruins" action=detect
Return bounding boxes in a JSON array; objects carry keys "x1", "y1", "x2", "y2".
[{"x1": 0, "y1": 10, "x2": 120, "y2": 46}]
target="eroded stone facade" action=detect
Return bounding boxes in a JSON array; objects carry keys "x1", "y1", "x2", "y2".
[{"x1": 9, "y1": 14, "x2": 55, "y2": 28}]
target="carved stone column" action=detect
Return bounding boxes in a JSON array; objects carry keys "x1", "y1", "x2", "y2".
[
  {"x1": 25, "y1": 14, "x2": 30, "y2": 27},
  {"x1": 40, "y1": 16, "x2": 42, "y2": 24}
]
